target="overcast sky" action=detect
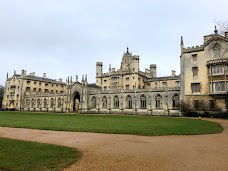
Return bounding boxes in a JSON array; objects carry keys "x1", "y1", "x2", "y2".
[{"x1": 0, "y1": 0, "x2": 228, "y2": 85}]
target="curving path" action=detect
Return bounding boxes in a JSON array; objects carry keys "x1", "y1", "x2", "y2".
[{"x1": 0, "y1": 118, "x2": 228, "y2": 171}]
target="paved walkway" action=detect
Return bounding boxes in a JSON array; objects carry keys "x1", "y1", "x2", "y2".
[{"x1": 0, "y1": 118, "x2": 228, "y2": 171}]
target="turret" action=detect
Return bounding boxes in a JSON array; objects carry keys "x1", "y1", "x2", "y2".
[
  {"x1": 21, "y1": 69, "x2": 26, "y2": 76},
  {"x1": 96, "y1": 62, "x2": 103, "y2": 77},
  {"x1": 150, "y1": 64, "x2": 156, "y2": 78},
  {"x1": 131, "y1": 55, "x2": 139, "y2": 72}
]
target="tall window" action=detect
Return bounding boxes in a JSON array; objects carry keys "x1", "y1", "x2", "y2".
[
  {"x1": 214, "y1": 82, "x2": 225, "y2": 92},
  {"x1": 156, "y1": 94, "x2": 162, "y2": 108},
  {"x1": 114, "y1": 96, "x2": 119, "y2": 108},
  {"x1": 92, "y1": 96, "x2": 96, "y2": 108},
  {"x1": 192, "y1": 83, "x2": 200, "y2": 93},
  {"x1": 50, "y1": 98, "x2": 54, "y2": 108},
  {"x1": 140, "y1": 94, "x2": 147, "y2": 108},
  {"x1": 102, "y1": 96, "x2": 107, "y2": 108},
  {"x1": 43, "y1": 98, "x2": 47, "y2": 108},
  {"x1": 214, "y1": 47, "x2": 221, "y2": 59},
  {"x1": 58, "y1": 98, "x2": 61, "y2": 108},
  {"x1": 31, "y1": 99, "x2": 35, "y2": 108},
  {"x1": 126, "y1": 95, "x2": 132, "y2": 109},
  {"x1": 172, "y1": 94, "x2": 179, "y2": 108},
  {"x1": 192, "y1": 67, "x2": 198, "y2": 77},
  {"x1": 37, "y1": 99, "x2": 40, "y2": 108},
  {"x1": 26, "y1": 99, "x2": 30, "y2": 108}
]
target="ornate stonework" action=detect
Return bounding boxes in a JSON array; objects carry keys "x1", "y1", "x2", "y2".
[{"x1": 3, "y1": 28, "x2": 227, "y2": 115}]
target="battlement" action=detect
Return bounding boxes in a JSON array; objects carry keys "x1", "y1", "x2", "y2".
[
  {"x1": 89, "y1": 86, "x2": 180, "y2": 94},
  {"x1": 182, "y1": 45, "x2": 204, "y2": 53},
  {"x1": 96, "y1": 62, "x2": 103, "y2": 66},
  {"x1": 132, "y1": 55, "x2": 140, "y2": 60}
]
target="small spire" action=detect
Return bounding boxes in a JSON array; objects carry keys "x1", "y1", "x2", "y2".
[
  {"x1": 85, "y1": 74, "x2": 87, "y2": 81},
  {"x1": 82, "y1": 74, "x2": 84, "y2": 82},
  {"x1": 180, "y1": 36, "x2": 184, "y2": 46},
  {"x1": 214, "y1": 25, "x2": 218, "y2": 34},
  {"x1": 126, "y1": 46, "x2": 129, "y2": 54},
  {"x1": 14, "y1": 70, "x2": 16, "y2": 75},
  {"x1": 76, "y1": 75, "x2": 78, "y2": 82},
  {"x1": 6, "y1": 72, "x2": 8, "y2": 79}
]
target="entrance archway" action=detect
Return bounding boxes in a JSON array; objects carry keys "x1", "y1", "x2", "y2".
[{"x1": 73, "y1": 91, "x2": 80, "y2": 111}]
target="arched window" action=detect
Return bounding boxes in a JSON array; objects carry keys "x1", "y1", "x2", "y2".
[
  {"x1": 57, "y1": 98, "x2": 61, "y2": 108},
  {"x1": 102, "y1": 96, "x2": 107, "y2": 108},
  {"x1": 31, "y1": 99, "x2": 35, "y2": 108},
  {"x1": 43, "y1": 98, "x2": 47, "y2": 108},
  {"x1": 33, "y1": 88, "x2": 36, "y2": 93},
  {"x1": 140, "y1": 94, "x2": 147, "y2": 108},
  {"x1": 92, "y1": 96, "x2": 96, "y2": 108},
  {"x1": 156, "y1": 94, "x2": 162, "y2": 109},
  {"x1": 114, "y1": 96, "x2": 119, "y2": 108},
  {"x1": 26, "y1": 99, "x2": 30, "y2": 108},
  {"x1": 37, "y1": 99, "x2": 40, "y2": 108},
  {"x1": 173, "y1": 94, "x2": 180, "y2": 108},
  {"x1": 126, "y1": 95, "x2": 132, "y2": 108},
  {"x1": 50, "y1": 98, "x2": 54, "y2": 108}
]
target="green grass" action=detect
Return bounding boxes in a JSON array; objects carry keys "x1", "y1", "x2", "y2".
[
  {"x1": 0, "y1": 137, "x2": 81, "y2": 171},
  {"x1": 0, "y1": 111, "x2": 223, "y2": 136}
]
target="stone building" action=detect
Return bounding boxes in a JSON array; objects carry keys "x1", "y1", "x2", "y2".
[
  {"x1": 180, "y1": 27, "x2": 228, "y2": 111},
  {"x1": 4, "y1": 27, "x2": 226, "y2": 115},
  {"x1": 2, "y1": 47, "x2": 180, "y2": 115}
]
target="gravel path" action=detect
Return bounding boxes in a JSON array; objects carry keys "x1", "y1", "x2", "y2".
[{"x1": 0, "y1": 118, "x2": 228, "y2": 171}]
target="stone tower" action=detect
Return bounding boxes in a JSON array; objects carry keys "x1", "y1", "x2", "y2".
[{"x1": 96, "y1": 62, "x2": 103, "y2": 87}]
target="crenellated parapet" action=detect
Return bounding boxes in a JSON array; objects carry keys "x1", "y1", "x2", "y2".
[
  {"x1": 89, "y1": 86, "x2": 180, "y2": 95},
  {"x1": 182, "y1": 45, "x2": 204, "y2": 53}
]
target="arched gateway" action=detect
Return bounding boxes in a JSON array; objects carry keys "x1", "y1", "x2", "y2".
[{"x1": 73, "y1": 91, "x2": 80, "y2": 111}]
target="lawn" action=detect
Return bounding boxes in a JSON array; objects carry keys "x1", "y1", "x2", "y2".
[
  {"x1": 0, "y1": 111, "x2": 223, "y2": 136},
  {"x1": 0, "y1": 137, "x2": 81, "y2": 171}
]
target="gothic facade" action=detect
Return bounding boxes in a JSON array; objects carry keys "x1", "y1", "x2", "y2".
[{"x1": 2, "y1": 27, "x2": 228, "y2": 115}]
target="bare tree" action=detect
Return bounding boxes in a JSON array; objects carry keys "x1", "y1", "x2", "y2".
[
  {"x1": 215, "y1": 19, "x2": 228, "y2": 35},
  {"x1": 0, "y1": 85, "x2": 4, "y2": 109}
]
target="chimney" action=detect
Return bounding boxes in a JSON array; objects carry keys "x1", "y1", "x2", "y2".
[
  {"x1": 21, "y1": 69, "x2": 26, "y2": 76},
  {"x1": 43, "y1": 73, "x2": 46, "y2": 78},
  {"x1": 225, "y1": 32, "x2": 228, "y2": 38},
  {"x1": 58, "y1": 78, "x2": 62, "y2": 82},
  {"x1": 150, "y1": 64, "x2": 156, "y2": 78},
  {"x1": 172, "y1": 70, "x2": 176, "y2": 77}
]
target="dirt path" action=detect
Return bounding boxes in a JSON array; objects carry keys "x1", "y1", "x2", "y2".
[{"x1": 0, "y1": 118, "x2": 228, "y2": 171}]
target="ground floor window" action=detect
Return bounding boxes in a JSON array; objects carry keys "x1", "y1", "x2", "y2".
[
  {"x1": 114, "y1": 96, "x2": 119, "y2": 108},
  {"x1": 209, "y1": 100, "x2": 215, "y2": 109},
  {"x1": 193, "y1": 100, "x2": 199, "y2": 109},
  {"x1": 126, "y1": 95, "x2": 132, "y2": 108},
  {"x1": 102, "y1": 96, "x2": 107, "y2": 108},
  {"x1": 156, "y1": 95, "x2": 162, "y2": 108},
  {"x1": 140, "y1": 94, "x2": 147, "y2": 108}
]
